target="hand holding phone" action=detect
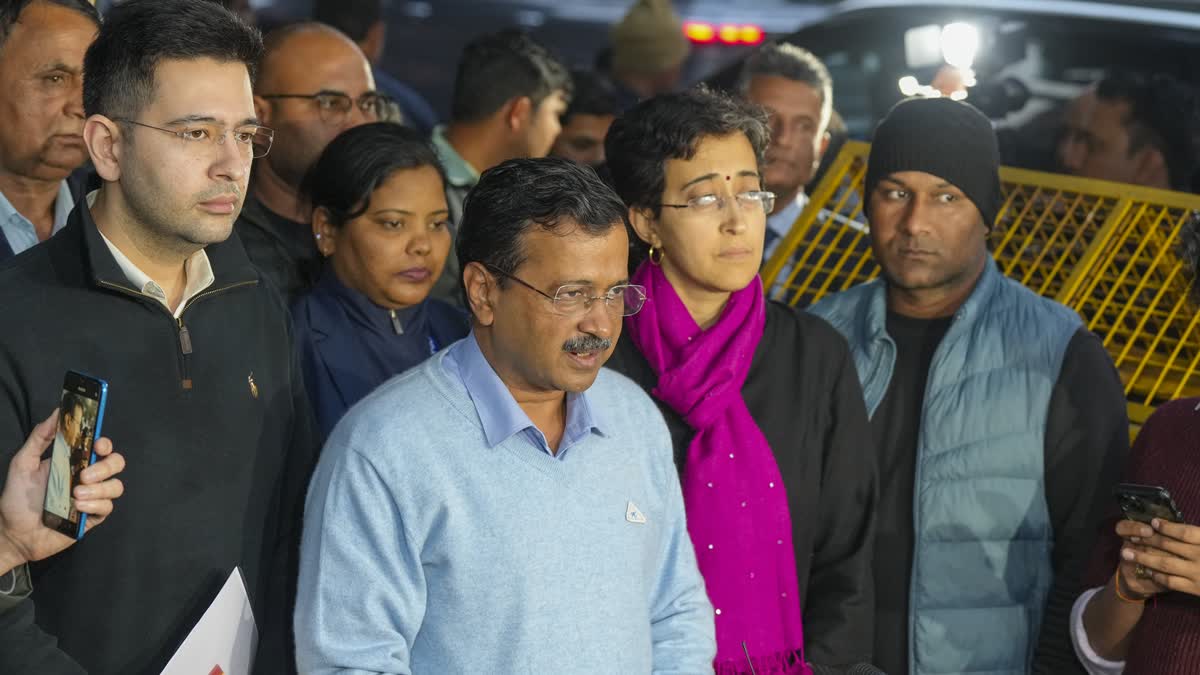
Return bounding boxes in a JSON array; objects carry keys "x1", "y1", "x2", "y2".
[{"x1": 0, "y1": 409, "x2": 125, "y2": 572}]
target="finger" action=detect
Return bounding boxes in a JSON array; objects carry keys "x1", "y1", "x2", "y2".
[
  {"x1": 1137, "y1": 533, "x2": 1199, "y2": 561},
  {"x1": 91, "y1": 437, "x2": 114, "y2": 458},
  {"x1": 82, "y1": 514, "x2": 105, "y2": 532},
  {"x1": 14, "y1": 410, "x2": 60, "y2": 465},
  {"x1": 1152, "y1": 572, "x2": 1198, "y2": 594},
  {"x1": 1153, "y1": 519, "x2": 1200, "y2": 545},
  {"x1": 80, "y1": 453, "x2": 125, "y2": 484},
  {"x1": 1116, "y1": 520, "x2": 1155, "y2": 539},
  {"x1": 74, "y1": 478, "x2": 123, "y2": 501},
  {"x1": 73, "y1": 498, "x2": 113, "y2": 519},
  {"x1": 1126, "y1": 547, "x2": 1190, "y2": 576}
]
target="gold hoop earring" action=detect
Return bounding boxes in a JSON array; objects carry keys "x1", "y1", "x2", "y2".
[{"x1": 648, "y1": 245, "x2": 663, "y2": 266}]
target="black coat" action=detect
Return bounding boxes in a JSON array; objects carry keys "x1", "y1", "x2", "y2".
[
  {"x1": 605, "y1": 300, "x2": 879, "y2": 668},
  {"x1": 0, "y1": 202, "x2": 318, "y2": 674}
]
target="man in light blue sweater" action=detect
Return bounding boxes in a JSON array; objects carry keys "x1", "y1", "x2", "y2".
[{"x1": 295, "y1": 158, "x2": 716, "y2": 674}]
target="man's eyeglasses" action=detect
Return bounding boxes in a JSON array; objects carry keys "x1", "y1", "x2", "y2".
[
  {"x1": 485, "y1": 264, "x2": 647, "y2": 317},
  {"x1": 661, "y1": 190, "x2": 777, "y2": 216},
  {"x1": 259, "y1": 91, "x2": 392, "y2": 123},
  {"x1": 113, "y1": 119, "x2": 274, "y2": 159}
]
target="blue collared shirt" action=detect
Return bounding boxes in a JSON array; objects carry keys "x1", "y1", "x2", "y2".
[
  {"x1": 442, "y1": 331, "x2": 604, "y2": 458},
  {"x1": 0, "y1": 181, "x2": 74, "y2": 256}
]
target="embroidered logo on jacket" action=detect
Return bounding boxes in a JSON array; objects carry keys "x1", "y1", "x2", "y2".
[
  {"x1": 626, "y1": 501, "x2": 646, "y2": 524},
  {"x1": 248, "y1": 373, "x2": 258, "y2": 399}
]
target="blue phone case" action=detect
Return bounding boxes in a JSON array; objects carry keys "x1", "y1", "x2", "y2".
[{"x1": 73, "y1": 373, "x2": 109, "y2": 540}]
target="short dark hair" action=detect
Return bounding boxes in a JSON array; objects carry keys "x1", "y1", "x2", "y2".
[
  {"x1": 1096, "y1": 71, "x2": 1200, "y2": 193},
  {"x1": 450, "y1": 29, "x2": 572, "y2": 124},
  {"x1": 303, "y1": 122, "x2": 446, "y2": 227},
  {"x1": 83, "y1": 0, "x2": 263, "y2": 119},
  {"x1": 561, "y1": 70, "x2": 618, "y2": 126},
  {"x1": 0, "y1": 0, "x2": 99, "y2": 51},
  {"x1": 312, "y1": 0, "x2": 381, "y2": 43},
  {"x1": 457, "y1": 158, "x2": 628, "y2": 291},
  {"x1": 60, "y1": 391, "x2": 86, "y2": 420},
  {"x1": 605, "y1": 84, "x2": 769, "y2": 216},
  {"x1": 738, "y1": 42, "x2": 833, "y2": 130}
]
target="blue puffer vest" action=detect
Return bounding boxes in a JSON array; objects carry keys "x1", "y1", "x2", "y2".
[{"x1": 810, "y1": 258, "x2": 1082, "y2": 674}]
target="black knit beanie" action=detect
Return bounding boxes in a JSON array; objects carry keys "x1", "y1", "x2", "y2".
[{"x1": 865, "y1": 96, "x2": 1003, "y2": 228}]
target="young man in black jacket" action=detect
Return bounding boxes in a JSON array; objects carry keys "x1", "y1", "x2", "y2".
[{"x1": 0, "y1": 1, "x2": 318, "y2": 673}]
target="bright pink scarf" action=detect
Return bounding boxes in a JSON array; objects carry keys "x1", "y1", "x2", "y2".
[{"x1": 626, "y1": 261, "x2": 809, "y2": 674}]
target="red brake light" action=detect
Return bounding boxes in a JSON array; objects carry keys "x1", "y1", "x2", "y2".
[
  {"x1": 740, "y1": 25, "x2": 764, "y2": 45},
  {"x1": 684, "y1": 22, "x2": 716, "y2": 43}
]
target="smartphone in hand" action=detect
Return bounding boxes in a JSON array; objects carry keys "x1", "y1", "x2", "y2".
[
  {"x1": 42, "y1": 370, "x2": 109, "y2": 539},
  {"x1": 1115, "y1": 483, "x2": 1185, "y2": 524}
]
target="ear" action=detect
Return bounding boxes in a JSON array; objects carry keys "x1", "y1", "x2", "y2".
[
  {"x1": 506, "y1": 96, "x2": 534, "y2": 133},
  {"x1": 628, "y1": 206, "x2": 660, "y2": 247},
  {"x1": 312, "y1": 208, "x2": 338, "y2": 258},
  {"x1": 83, "y1": 115, "x2": 122, "y2": 182},
  {"x1": 1132, "y1": 146, "x2": 1170, "y2": 190},
  {"x1": 817, "y1": 130, "x2": 832, "y2": 161},
  {"x1": 462, "y1": 261, "x2": 498, "y2": 326},
  {"x1": 361, "y1": 20, "x2": 386, "y2": 63},
  {"x1": 253, "y1": 95, "x2": 272, "y2": 126}
]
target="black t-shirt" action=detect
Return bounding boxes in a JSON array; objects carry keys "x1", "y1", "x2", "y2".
[
  {"x1": 869, "y1": 314, "x2": 1129, "y2": 675},
  {"x1": 871, "y1": 312, "x2": 952, "y2": 675}
]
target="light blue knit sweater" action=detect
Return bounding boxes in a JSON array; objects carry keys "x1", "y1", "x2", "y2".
[{"x1": 295, "y1": 342, "x2": 716, "y2": 674}]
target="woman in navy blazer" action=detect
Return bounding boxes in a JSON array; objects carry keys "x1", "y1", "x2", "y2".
[{"x1": 293, "y1": 123, "x2": 469, "y2": 437}]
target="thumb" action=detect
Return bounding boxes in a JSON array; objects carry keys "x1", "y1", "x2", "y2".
[{"x1": 14, "y1": 410, "x2": 59, "y2": 465}]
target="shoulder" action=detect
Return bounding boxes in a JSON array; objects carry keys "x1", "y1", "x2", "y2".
[
  {"x1": 807, "y1": 280, "x2": 881, "y2": 330},
  {"x1": 767, "y1": 301, "x2": 852, "y2": 356},
  {"x1": 994, "y1": 277, "x2": 1082, "y2": 329},
  {"x1": 591, "y1": 366, "x2": 662, "y2": 419},
  {"x1": 1138, "y1": 398, "x2": 1200, "y2": 446}
]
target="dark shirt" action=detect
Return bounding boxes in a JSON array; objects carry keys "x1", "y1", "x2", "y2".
[
  {"x1": 606, "y1": 302, "x2": 878, "y2": 667},
  {"x1": 292, "y1": 270, "x2": 470, "y2": 437},
  {"x1": 233, "y1": 194, "x2": 322, "y2": 302},
  {"x1": 870, "y1": 320, "x2": 1129, "y2": 675}
]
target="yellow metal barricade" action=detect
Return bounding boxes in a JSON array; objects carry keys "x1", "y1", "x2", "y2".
[{"x1": 764, "y1": 140, "x2": 1200, "y2": 431}]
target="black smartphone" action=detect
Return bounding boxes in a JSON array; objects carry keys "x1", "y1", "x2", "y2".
[
  {"x1": 1115, "y1": 483, "x2": 1184, "y2": 524},
  {"x1": 41, "y1": 371, "x2": 109, "y2": 540}
]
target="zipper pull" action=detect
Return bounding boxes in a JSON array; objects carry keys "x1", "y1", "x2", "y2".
[
  {"x1": 177, "y1": 318, "x2": 193, "y2": 354},
  {"x1": 390, "y1": 309, "x2": 404, "y2": 335}
]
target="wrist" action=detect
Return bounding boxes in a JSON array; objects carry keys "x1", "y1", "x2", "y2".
[
  {"x1": 1114, "y1": 568, "x2": 1152, "y2": 603},
  {"x1": 0, "y1": 531, "x2": 26, "y2": 575}
]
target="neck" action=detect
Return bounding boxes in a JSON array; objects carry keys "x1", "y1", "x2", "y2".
[
  {"x1": 614, "y1": 71, "x2": 656, "y2": 99},
  {"x1": 887, "y1": 256, "x2": 987, "y2": 319},
  {"x1": 251, "y1": 162, "x2": 309, "y2": 223},
  {"x1": 92, "y1": 187, "x2": 193, "y2": 311},
  {"x1": 770, "y1": 185, "x2": 804, "y2": 216},
  {"x1": 0, "y1": 171, "x2": 63, "y2": 241},
  {"x1": 445, "y1": 121, "x2": 511, "y2": 174},
  {"x1": 474, "y1": 329, "x2": 568, "y2": 453},
  {"x1": 662, "y1": 263, "x2": 732, "y2": 330}
]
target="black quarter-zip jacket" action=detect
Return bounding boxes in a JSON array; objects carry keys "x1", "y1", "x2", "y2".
[{"x1": 0, "y1": 201, "x2": 318, "y2": 674}]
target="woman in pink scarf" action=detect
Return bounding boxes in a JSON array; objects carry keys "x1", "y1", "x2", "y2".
[{"x1": 603, "y1": 86, "x2": 878, "y2": 673}]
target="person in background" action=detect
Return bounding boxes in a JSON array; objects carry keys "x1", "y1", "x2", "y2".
[
  {"x1": 312, "y1": 0, "x2": 439, "y2": 134},
  {"x1": 0, "y1": 0, "x2": 99, "y2": 263},
  {"x1": 810, "y1": 97, "x2": 1129, "y2": 675},
  {"x1": 737, "y1": 42, "x2": 834, "y2": 261},
  {"x1": 1, "y1": 411, "x2": 125, "y2": 674},
  {"x1": 0, "y1": 1, "x2": 319, "y2": 671},
  {"x1": 295, "y1": 158, "x2": 715, "y2": 673},
  {"x1": 604, "y1": 85, "x2": 877, "y2": 672},
  {"x1": 607, "y1": 0, "x2": 689, "y2": 111},
  {"x1": 1070, "y1": 213, "x2": 1200, "y2": 675},
  {"x1": 236, "y1": 22, "x2": 382, "y2": 301},
  {"x1": 293, "y1": 123, "x2": 468, "y2": 438},
  {"x1": 430, "y1": 29, "x2": 571, "y2": 305},
  {"x1": 1058, "y1": 71, "x2": 1200, "y2": 192},
  {"x1": 550, "y1": 70, "x2": 619, "y2": 169}
]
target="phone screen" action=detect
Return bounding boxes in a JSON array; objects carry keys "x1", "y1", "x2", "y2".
[{"x1": 42, "y1": 371, "x2": 107, "y2": 539}]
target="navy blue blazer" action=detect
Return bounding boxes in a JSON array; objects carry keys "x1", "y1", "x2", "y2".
[{"x1": 292, "y1": 272, "x2": 470, "y2": 438}]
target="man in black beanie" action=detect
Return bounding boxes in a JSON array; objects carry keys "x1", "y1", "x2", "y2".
[{"x1": 811, "y1": 97, "x2": 1129, "y2": 675}]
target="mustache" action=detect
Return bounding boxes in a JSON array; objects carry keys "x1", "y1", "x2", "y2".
[
  {"x1": 562, "y1": 335, "x2": 612, "y2": 353},
  {"x1": 196, "y1": 185, "x2": 242, "y2": 201}
]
